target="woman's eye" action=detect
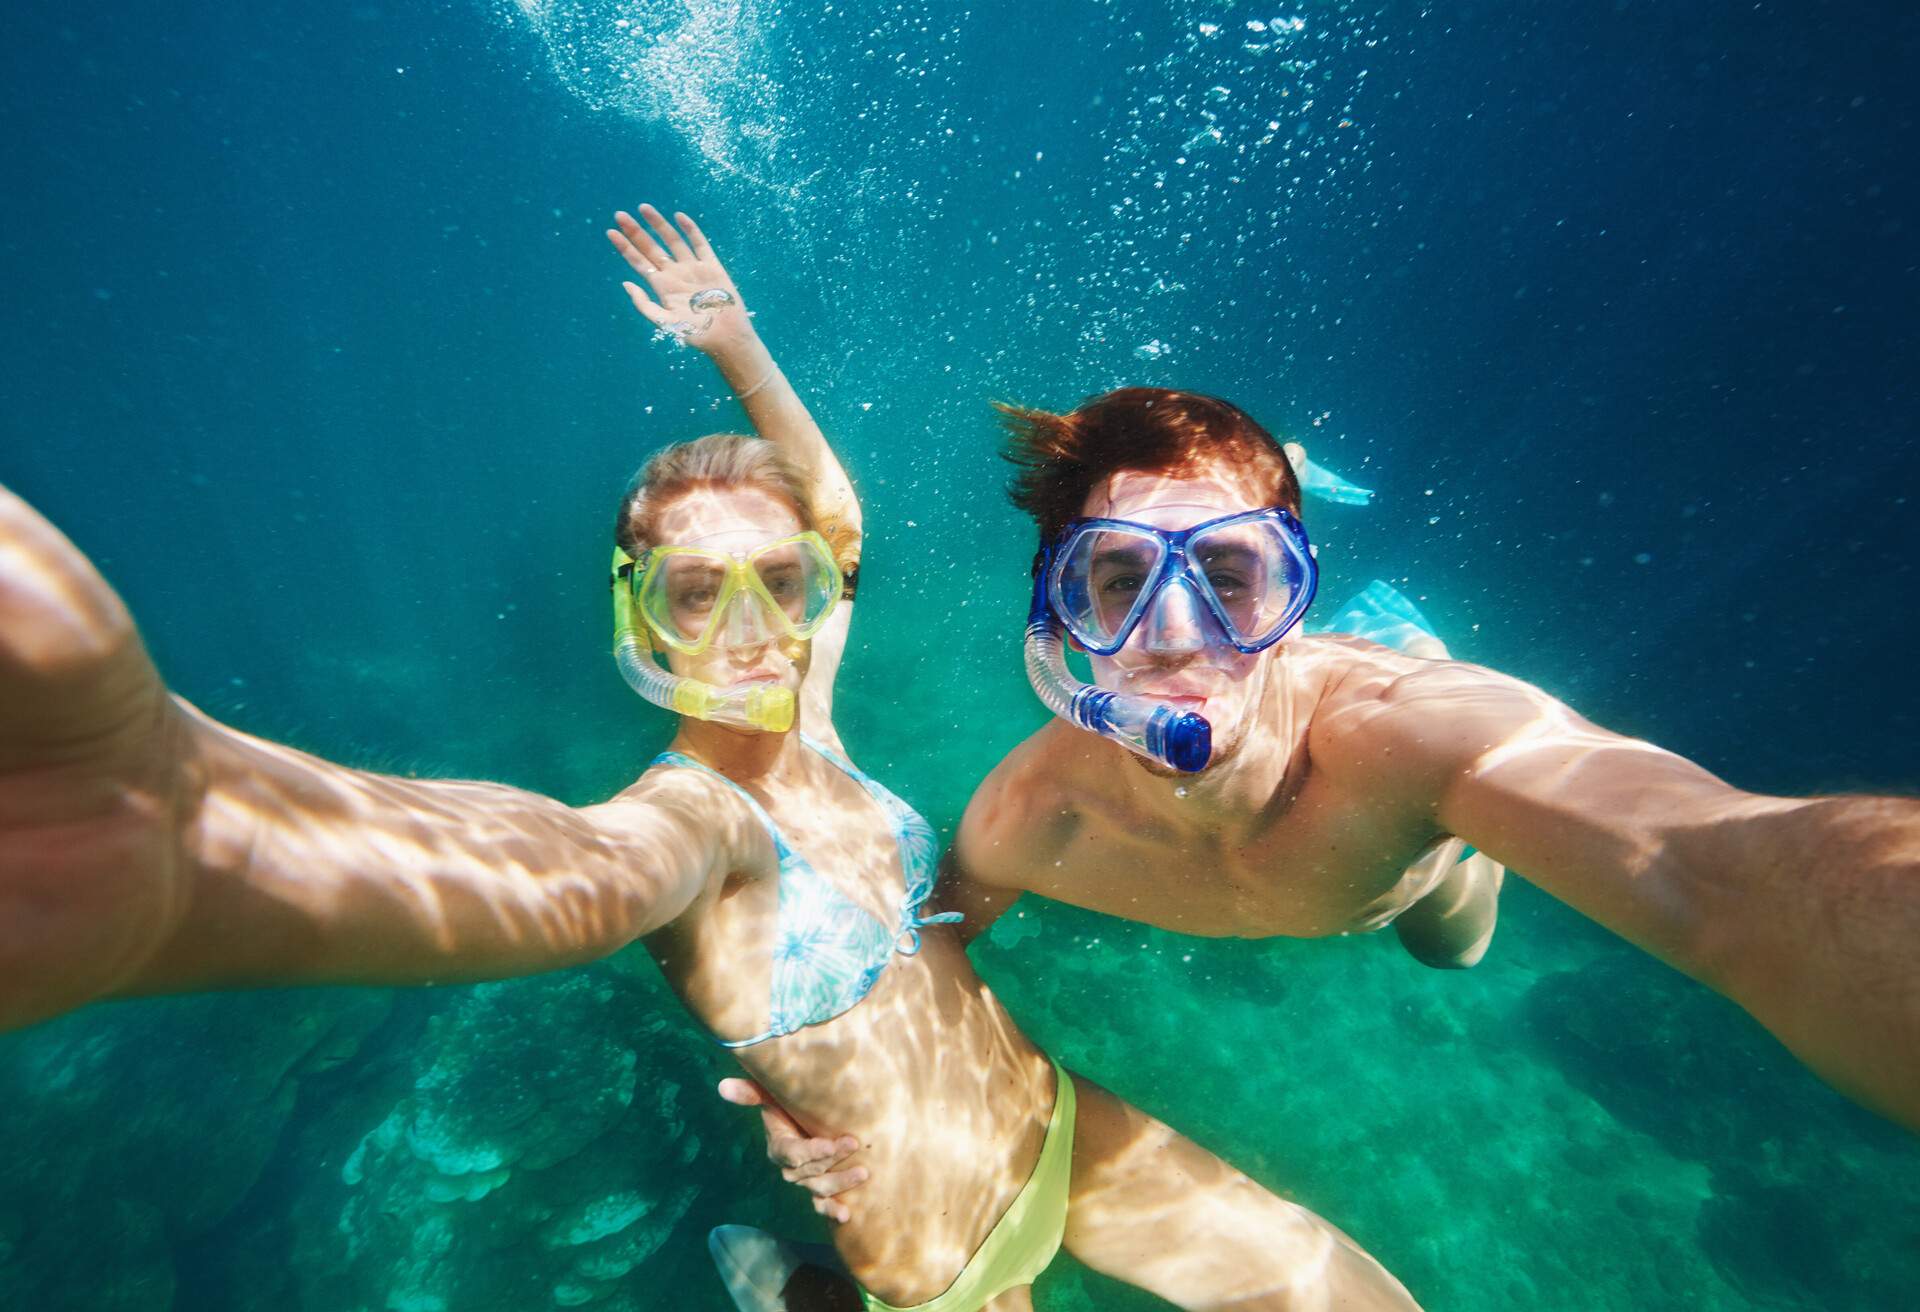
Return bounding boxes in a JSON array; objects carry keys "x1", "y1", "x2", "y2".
[{"x1": 677, "y1": 588, "x2": 717, "y2": 610}]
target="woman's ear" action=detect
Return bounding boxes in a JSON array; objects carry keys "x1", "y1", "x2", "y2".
[{"x1": 1066, "y1": 633, "x2": 1086, "y2": 653}]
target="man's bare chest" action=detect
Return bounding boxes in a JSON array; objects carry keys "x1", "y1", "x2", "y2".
[{"x1": 1030, "y1": 775, "x2": 1445, "y2": 938}]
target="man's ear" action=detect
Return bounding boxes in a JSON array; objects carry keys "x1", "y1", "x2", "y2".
[{"x1": 1066, "y1": 632, "x2": 1086, "y2": 653}]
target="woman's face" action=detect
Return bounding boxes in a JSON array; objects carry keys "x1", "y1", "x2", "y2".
[{"x1": 648, "y1": 484, "x2": 812, "y2": 707}]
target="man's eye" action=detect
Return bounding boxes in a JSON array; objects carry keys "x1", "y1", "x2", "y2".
[
  {"x1": 1207, "y1": 571, "x2": 1250, "y2": 594},
  {"x1": 1099, "y1": 574, "x2": 1144, "y2": 595},
  {"x1": 677, "y1": 588, "x2": 717, "y2": 609}
]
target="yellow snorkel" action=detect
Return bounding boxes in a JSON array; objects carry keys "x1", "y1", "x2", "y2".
[{"x1": 611, "y1": 546, "x2": 796, "y2": 733}]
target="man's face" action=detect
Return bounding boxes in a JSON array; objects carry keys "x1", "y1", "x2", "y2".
[{"x1": 1077, "y1": 461, "x2": 1287, "y2": 771}]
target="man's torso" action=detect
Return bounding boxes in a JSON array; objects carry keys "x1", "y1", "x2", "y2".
[{"x1": 965, "y1": 636, "x2": 1462, "y2": 938}]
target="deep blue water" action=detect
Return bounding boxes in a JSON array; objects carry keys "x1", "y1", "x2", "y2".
[{"x1": 2, "y1": 3, "x2": 1916, "y2": 1309}]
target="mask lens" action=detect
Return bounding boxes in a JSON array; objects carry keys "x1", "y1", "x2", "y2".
[
  {"x1": 749, "y1": 535, "x2": 840, "y2": 636},
  {"x1": 637, "y1": 533, "x2": 843, "y2": 653},
  {"x1": 1187, "y1": 516, "x2": 1311, "y2": 647},
  {"x1": 640, "y1": 551, "x2": 732, "y2": 646},
  {"x1": 1054, "y1": 527, "x2": 1166, "y2": 650}
]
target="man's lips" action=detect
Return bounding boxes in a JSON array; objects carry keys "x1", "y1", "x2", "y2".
[{"x1": 1140, "y1": 692, "x2": 1209, "y2": 710}]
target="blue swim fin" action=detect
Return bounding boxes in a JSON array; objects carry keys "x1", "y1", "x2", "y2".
[
  {"x1": 709, "y1": 1224, "x2": 848, "y2": 1312},
  {"x1": 1298, "y1": 455, "x2": 1376, "y2": 506},
  {"x1": 1312, "y1": 580, "x2": 1441, "y2": 653}
]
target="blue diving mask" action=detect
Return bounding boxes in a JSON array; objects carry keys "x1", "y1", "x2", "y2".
[
  {"x1": 1047, "y1": 507, "x2": 1318, "y2": 655},
  {"x1": 1022, "y1": 507, "x2": 1318, "y2": 773}
]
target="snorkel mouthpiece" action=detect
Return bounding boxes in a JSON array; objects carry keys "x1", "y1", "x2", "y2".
[
  {"x1": 613, "y1": 631, "x2": 795, "y2": 731},
  {"x1": 1073, "y1": 684, "x2": 1212, "y2": 773},
  {"x1": 1022, "y1": 582, "x2": 1214, "y2": 773}
]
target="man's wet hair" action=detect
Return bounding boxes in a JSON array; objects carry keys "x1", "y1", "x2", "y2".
[{"x1": 998, "y1": 387, "x2": 1302, "y2": 544}]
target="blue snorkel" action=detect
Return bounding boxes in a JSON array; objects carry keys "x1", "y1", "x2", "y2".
[{"x1": 1022, "y1": 545, "x2": 1214, "y2": 773}]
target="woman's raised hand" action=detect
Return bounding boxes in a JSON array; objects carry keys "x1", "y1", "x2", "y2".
[{"x1": 606, "y1": 205, "x2": 754, "y2": 356}]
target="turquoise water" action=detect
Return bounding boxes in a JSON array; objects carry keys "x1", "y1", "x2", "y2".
[{"x1": 2, "y1": 1, "x2": 1917, "y2": 1308}]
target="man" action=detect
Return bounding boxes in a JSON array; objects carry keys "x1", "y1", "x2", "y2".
[
  {"x1": 743, "y1": 389, "x2": 1917, "y2": 1225},
  {"x1": 969, "y1": 388, "x2": 1917, "y2": 1120}
]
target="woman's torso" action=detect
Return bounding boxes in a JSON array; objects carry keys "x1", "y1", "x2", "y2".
[{"x1": 640, "y1": 736, "x2": 1056, "y2": 1305}]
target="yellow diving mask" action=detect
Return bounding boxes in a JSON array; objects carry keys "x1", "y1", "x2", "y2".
[{"x1": 626, "y1": 530, "x2": 843, "y2": 655}]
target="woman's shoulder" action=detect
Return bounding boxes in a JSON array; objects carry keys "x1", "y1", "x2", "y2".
[
  {"x1": 583, "y1": 756, "x2": 778, "y2": 883},
  {"x1": 595, "y1": 753, "x2": 754, "y2": 819}
]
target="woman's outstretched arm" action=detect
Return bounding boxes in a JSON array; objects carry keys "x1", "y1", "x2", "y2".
[{"x1": 0, "y1": 484, "x2": 747, "y2": 1029}]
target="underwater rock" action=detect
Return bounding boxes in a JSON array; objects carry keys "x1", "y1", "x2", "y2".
[
  {"x1": 0, "y1": 988, "x2": 392, "y2": 1310},
  {"x1": 985, "y1": 903, "x2": 1043, "y2": 951},
  {"x1": 0, "y1": 1196, "x2": 175, "y2": 1312},
  {"x1": 186, "y1": 967, "x2": 771, "y2": 1312},
  {"x1": 1697, "y1": 1170, "x2": 1847, "y2": 1306},
  {"x1": 362, "y1": 974, "x2": 643, "y2": 1180},
  {"x1": 1522, "y1": 950, "x2": 1821, "y2": 1161}
]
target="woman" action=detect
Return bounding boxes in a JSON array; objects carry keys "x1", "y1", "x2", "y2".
[{"x1": 0, "y1": 204, "x2": 1417, "y2": 1312}]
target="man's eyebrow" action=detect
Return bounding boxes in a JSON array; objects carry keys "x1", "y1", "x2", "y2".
[
  {"x1": 1195, "y1": 542, "x2": 1261, "y2": 562},
  {"x1": 1092, "y1": 544, "x2": 1156, "y2": 567}
]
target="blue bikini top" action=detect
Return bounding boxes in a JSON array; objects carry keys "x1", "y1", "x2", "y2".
[{"x1": 650, "y1": 733, "x2": 963, "y2": 1048}]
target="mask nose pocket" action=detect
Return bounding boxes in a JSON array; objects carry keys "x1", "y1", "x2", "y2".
[
  {"x1": 1142, "y1": 576, "x2": 1209, "y2": 653},
  {"x1": 721, "y1": 590, "x2": 778, "y2": 648}
]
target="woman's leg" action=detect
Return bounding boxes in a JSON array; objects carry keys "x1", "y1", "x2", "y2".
[{"x1": 1062, "y1": 1074, "x2": 1422, "y2": 1311}]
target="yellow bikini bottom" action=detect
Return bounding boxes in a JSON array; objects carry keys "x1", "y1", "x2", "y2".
[{"x1": 861, "y1": 1057, "x2": 1078, "y2": 1312}]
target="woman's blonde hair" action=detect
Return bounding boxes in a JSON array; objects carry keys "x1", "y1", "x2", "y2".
[{"x1": 614, "y1": 433, "x2": 814, "y2": 557}]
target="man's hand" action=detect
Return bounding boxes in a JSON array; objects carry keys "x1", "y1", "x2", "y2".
[
  {"x1": 717, "y1": 1078, "x2": 868, "y2": 1224},
  {"x1": 606, "y1": 204, "x2": 755, "y2": 356}
]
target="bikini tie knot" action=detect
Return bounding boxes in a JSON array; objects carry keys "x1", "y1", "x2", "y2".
[{"x1": 896, "y1": 909, "x2": 965, "y2": 955}]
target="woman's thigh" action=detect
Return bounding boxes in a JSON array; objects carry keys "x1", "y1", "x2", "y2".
[{"x1": 1061, "y1": 1073, "x2": 1421, "y2": 1312}]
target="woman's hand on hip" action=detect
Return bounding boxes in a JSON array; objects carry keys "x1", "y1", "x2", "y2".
[{"x1": 718, "y1": 1077, "x2": 869, "y2": 1224}]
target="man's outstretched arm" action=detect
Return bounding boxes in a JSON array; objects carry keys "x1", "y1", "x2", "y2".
[{"x1": 1352, "y1": 659, "x2": 1920, "y2": 1130}]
